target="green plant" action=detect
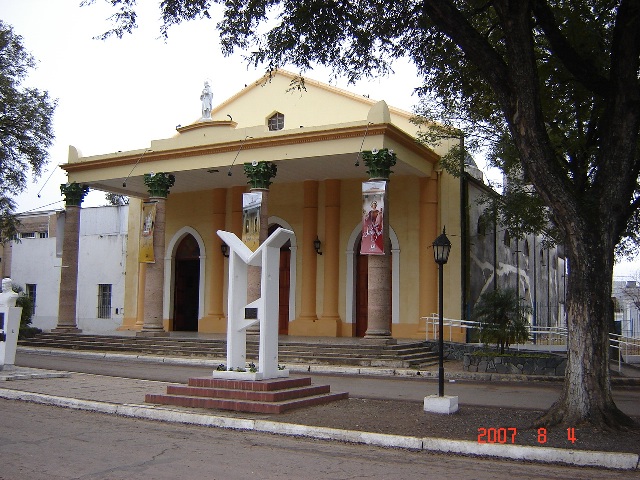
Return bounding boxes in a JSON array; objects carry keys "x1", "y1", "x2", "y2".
[
  {"x1": 11, "y1": 284, "x2": 41, "y2": 339},
  {"x1": 216, "y1": 364, "x2": 226, "y2": 371},
  {"x1": 472, "y1": 288, "x2": 531, "y2": 354},
  {"x1": 248, "y1": 362, "x2": 257, "y2": 373}
]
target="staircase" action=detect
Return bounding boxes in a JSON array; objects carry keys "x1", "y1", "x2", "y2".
[{"x1": 19, "y1": 332, "x2": 439, "y2": 369}]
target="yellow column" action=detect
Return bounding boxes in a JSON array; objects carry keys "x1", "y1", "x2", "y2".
[
  {"x1": 319, "y1": 179, "x2": 341, "y2": 335},
  {"x1": 206, "y1": 188, "x2": 227, "y2": 329},
  {"x1": 299, "y1": 180, "x2": 319, "y2": 322},
  {"x1": 419, "y1": 173, "x2": 439, "y2": 336}
]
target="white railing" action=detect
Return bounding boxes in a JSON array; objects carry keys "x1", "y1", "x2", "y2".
[
  {"x1": 422, "y1": 314, "x2": 481, "y2": 342},
  {"x1": 609, "y1": 334, "x2": 640, "y2": 372}
]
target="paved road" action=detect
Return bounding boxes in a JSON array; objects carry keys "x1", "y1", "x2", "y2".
[
  {"x1": 15, "y1": 351, "x2": 640, "y2": 415},
  {"x1": 2, "y1": 399, "x2": 636, "y2": 480}
]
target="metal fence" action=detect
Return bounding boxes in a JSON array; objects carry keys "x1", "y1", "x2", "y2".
[{"x1": 422, "y1": 314, "x2": 640, "y2": 371}]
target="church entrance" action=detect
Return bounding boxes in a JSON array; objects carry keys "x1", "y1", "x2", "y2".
[
  {"x1": 269, "y1": 224, "x2": 291, "y2": 335},
  {"x1": 173, "y1": 234, "x2": 200, "y2": 332}
]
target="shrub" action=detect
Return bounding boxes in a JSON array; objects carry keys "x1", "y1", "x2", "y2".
[
  {"x1": 472, "y1": 288, "x2": 531, "y2": 354},
  {"x1": 11, "y1": 283, "x2": 41, "y2": 339}
]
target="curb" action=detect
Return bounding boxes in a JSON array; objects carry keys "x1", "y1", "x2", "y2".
[
  {"x1": 1, "y1": 387, "x2": 638, "y2": 471},
  {"x1": 17, "y1": 347, "x2": 640, "y2": 385}
]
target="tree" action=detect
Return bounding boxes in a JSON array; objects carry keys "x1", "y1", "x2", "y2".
[
  {"x1": 105, "y1": 193, "x2": 130, "y2": 206},
  {"x1": 0, "y1": 21, "x2": 56, "y2": 244},
  {"x1": 472, "y1": 288, "x2": 531, "y2": 354},
  {"x1": 84, "y1": 1, "x2": 640, "y2": 430}
]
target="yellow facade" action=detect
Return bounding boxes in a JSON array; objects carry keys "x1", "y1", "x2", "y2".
[{"x1": 65, "y1": 70, "x2": 465, "y2": 341}]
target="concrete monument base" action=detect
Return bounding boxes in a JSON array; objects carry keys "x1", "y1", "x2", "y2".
[{"x1": 423, "y1": 394, "x2": 459, "y2": 414}]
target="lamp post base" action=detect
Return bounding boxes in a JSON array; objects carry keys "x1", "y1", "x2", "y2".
[{"x1": 423, "y1": 394, "x2": 459, "y2": 414}]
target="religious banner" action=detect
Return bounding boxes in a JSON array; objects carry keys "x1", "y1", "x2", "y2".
[
  {"x1": 139, "y1": 202, "x2": 156, "y2": 263},
  {"x1": 361, "y1": 181, "x2": 386, "y2": 255},
  {"x1": 242, "y1": 192, "x2": 262, "y2": 251}
]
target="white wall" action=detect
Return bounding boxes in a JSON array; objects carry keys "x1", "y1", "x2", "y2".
[
  {"x1": 10, "y1": 205, "x2": 128, "y2": 334},
  {"x1": 11, "y1": 237, "x2": 61, "y2": 331}
]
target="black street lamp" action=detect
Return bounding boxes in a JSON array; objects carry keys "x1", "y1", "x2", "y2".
[{"x1": 432, "y1": 227, "x2": 451, "y2": 397}]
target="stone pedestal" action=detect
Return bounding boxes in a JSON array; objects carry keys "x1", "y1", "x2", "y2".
[{"x1": 423, "y1": 395, "x2": 459, "y2": 414}]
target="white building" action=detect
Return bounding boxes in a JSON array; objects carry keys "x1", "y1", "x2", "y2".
[
  {"x1": 613, "y1": 280, "x2": 640, "y2": 339},
  {"x1": 4, "y1": 205, "x2": 128, "y2": 334}
]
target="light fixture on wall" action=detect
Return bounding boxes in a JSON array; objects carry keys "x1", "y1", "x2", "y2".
[
  {"x1": 314, "y1": 236, "x2": 323, "y2": 255},
  {"x1": 221, "y1": 242, "x2": 229, "y2": 258}
]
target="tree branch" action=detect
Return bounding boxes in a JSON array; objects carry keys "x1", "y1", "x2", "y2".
[
  {"x1": 419, "y1": 0, "x2": 511, "y2": 108},
  {"x1": 531, "y1": 0, "x2": 609, "y2": 96}
]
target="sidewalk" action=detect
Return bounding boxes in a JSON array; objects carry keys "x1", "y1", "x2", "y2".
[{"x1": 1, "y1": 349, "x2": 639, "y2": 471}]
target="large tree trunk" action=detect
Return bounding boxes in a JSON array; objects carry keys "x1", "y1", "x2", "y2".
[{"x1": 534, "y1": 237, "x2": 636, "y2": 429}]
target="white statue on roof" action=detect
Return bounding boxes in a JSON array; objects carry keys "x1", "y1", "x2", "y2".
[{"x1": 200, "y1": 81, "x2": 213, "y2": 120}]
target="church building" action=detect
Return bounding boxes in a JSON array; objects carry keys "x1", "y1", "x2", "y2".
[{"x1": 55, "y1": 70, "x2": 563, "y2": 342}]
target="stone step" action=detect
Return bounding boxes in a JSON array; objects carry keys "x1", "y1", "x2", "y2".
[
  {"x1": 20, "y1": 333, "x2": 437, "y2": 369},
  {"x1": 145, "y1": 376, "x2": 348, "y2": 414}
]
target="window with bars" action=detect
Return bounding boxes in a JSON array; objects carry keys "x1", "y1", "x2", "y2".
[
  {"x1": 98, "y1": 284, "x2": 112, "y2": 319},
  {"x1": 26, "y1": 284, "x2": 37, "y2": 315},
  {"x1": 267, "y1": 112, "x2": 284, "y2": 131}
]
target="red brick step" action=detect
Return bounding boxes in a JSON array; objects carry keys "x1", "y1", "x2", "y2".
[{"x1": 145, "y1": 376, "x2": 348, "y2": 414}]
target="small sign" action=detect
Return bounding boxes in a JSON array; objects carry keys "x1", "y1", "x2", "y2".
[{"x1": 245, "y1": 307, "x2": 258, "y2": 320}]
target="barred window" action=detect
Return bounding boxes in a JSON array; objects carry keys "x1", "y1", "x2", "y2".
[
  {"x1": 98, "y1": 284, "x2": 112, "y2": 319},
  {"x1": 39, "y1": 232, "x2": 48, "y2": 238},
  {"x1": 26, "y1": 284, "x2": 37, "y2": 315},
  {"x1": 268, "y1": 112, "x2": 284, "y2": 131}
]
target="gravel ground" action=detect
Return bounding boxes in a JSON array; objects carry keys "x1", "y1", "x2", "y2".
[{"x1": 275, "y1": 398, "x2": 640, "y2": 454}]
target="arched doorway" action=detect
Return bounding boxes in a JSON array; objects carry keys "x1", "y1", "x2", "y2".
[
  {"x1": 268, "y1": 223, "x2": 291, "y2": 335},
  {"x1": 173, "y1": 234, "x2": 200, "y2": 331}
]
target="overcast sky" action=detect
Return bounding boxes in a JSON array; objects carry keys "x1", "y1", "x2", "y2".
[
  {"x1": 2, "y1": 0, "x2": 638, "y2": 278},
  {"x1": 3, "y1": 0, "x2": 422, "y2": 211}
]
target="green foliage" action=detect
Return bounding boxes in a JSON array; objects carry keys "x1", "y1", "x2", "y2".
[
  {"x1": 472, "y1": 288, "x2": 531, "y2": 354},
  {"x1": 10, "y1": 283, "x2": 41, "y2": 339},
  {"x1": 0, "y1": 21, "x2": 56, "y2": 244},
  {"x1": 105, "y1": 193, "x2": 130, "y2": 206}
]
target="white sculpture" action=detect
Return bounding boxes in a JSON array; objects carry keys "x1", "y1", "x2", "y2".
[
  {"x1": 0, "y1": 278, "x2": 21, "y2": 370},
  {"x1": 200, "y1": 81, "x2": 213, "y2": 120},
  {"x1": 0, "y1": 277, "x2": 18, "y2": 307},
  {"x1": 214, "y1": 228, "x2": 293, "y2": 380}
]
